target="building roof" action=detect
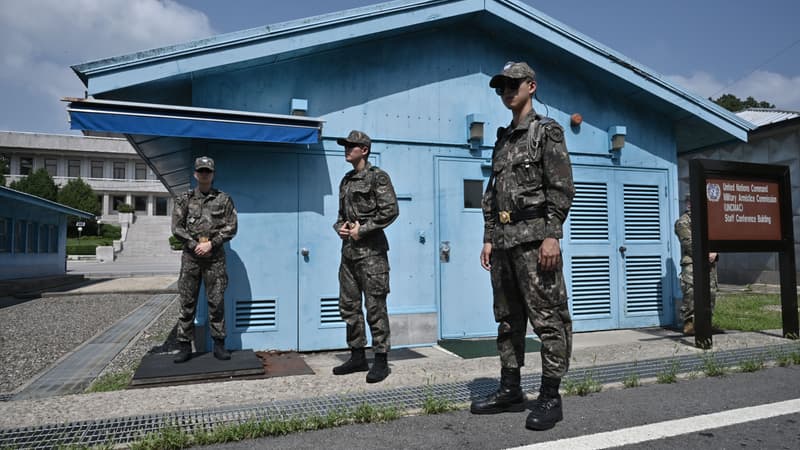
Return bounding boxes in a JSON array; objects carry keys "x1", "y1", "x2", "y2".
[
  {"x1": 69, "y1": 0, "x2": 753, "y2": 152},
  {"x1": 736, "y1": 108, "x2": 800, "y2": 128},
  {"x1": 0, "y1": 130, "x2": 135, "y2": 155},
  {"x1": 0, "y1": 186, "x2": 95, "y2": 218}
]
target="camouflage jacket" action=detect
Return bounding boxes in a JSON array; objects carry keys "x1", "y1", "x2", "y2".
[
  {"x1": 674, "y1": 209, "x2": 718, "y2": 268},
  {"x1": 334, "y1": 162, "x2": 399, "y2": 260},
  {"x1": 172, "y1": 187, "x2": 238, "y2": 257},
  {"x1": 482, "y1": 110, "x2": 575, "y2": 249}
]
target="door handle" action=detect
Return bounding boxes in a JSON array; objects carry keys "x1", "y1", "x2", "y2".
[
  {"x1": 440, "y1": 241, "x2": 450, "y2": 263},
  {"x1": 619, "y1": 246, "x2": 627, "y2": 254},
  {"x1": 301, "y1": 248, "x2": 310, "y2": 257}
]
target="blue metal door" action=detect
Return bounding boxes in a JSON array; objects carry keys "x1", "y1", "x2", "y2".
[
  {"x1": 564, "y1": 166, "x2": 670, "y2": 331},
  {"x1": 297, "y1": 152, "x2": 352, "y2": 351},
  {"x1": 437, "y1": 158, "x2": 495, "y2": 338}
]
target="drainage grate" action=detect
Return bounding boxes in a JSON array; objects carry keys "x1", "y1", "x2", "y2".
[{"x1": 1, "y1": 342, "x2": 797, "y2": 449}]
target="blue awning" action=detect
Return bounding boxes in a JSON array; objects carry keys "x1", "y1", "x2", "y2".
[
  {"x1": 64, "y1": 99, "x2": 324, "y2": 195},
  {"x1": 67, "y1": 99, "x2": 322, "y2": 144}
]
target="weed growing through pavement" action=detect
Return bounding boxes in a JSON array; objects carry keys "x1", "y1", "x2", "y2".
[
  {"x1": 701, "y1": 351, "x2": 726, "y2": 377},
  {"x1": 656, "y1": 359, "x2": 679, "y2": 384},
  {"x1": 85, "y1": 371, "x2": 133, "y2": 393},
  {"x1": 564, "y1": 355, "x2": 602, "y2": 396},
  {"x1": 738, "y1": 356, "x2": 765, "y2": 373},
  {"x1": 622, "y1": 360, "x2": 640, "y2": 388}
]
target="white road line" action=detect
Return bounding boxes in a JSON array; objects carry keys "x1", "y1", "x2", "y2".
[{"x1": 508, "y1": 398, "x2": 800, "y2": 450}]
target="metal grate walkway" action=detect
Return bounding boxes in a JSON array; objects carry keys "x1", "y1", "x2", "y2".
[
  {"x1": 13, "y1": 294, "x2": 177, "y2": 401},
  {"x1": 1, "y1": 342, "x2": 797, "y2": 449}
]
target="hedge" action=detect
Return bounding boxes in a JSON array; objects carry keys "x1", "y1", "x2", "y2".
[{"x1": 67, "y1": 244, "x2": 102, "y2": 255}]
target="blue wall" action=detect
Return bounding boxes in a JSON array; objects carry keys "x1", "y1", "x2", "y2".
[{"x1": 0, "y1": 196, "x2": 67, "y2": 280}]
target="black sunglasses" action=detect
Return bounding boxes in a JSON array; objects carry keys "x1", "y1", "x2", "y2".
[
  {"x1": 195, "y1": 168, "x2": 213, "y2": 174},
  {"x1": 494, "y1": 78, "x2": 528, "y2": 96}
]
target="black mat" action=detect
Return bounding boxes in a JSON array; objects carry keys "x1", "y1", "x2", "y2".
[
  {"x1": 334, "y1": 347, "x2": 425, "y2": 362},
  {"x1": 131, "y1": 350, "x2": 264, "y2": 386},
  {"x1": 438, "y1": 337, "x2": 541, "y2": 359}
]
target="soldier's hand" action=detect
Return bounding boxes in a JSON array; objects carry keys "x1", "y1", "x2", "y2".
[
  {"x1": 194, "y1": 241, "x2": 212, "y2": 256},
  {"x1": 709, "y1": 252, "x2": 718, "y2": 263},
  {"x1": 349, "y1": 221, "x2": 361, "y2": 241},
  {"x1": 338, "y1": 222, "x2": 351, "y2": 240},
  {"x1": 538, "y1": 238, "x2": 561, "y2": 271},
  {"x1": 480, "y1": 243, "x2": 492, "y2": 271}
]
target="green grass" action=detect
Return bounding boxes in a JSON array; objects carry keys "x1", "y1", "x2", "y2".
[
  {"x1": 739, "y1": 357, "x2": 765, "y2": 373},
  {"x1": 656, "y1": 359, "x2": 680, "y2": 384},
  {"x1": 701, "y1": 352, "x2": 726, "y2": 377},
  {"x1": 622, "y1": 372, "x2": 640, "y2": 388},
  {"x1": 422, "y1": 393, "x2": 458, "y2": 414},
  {"x1": 563, "y1": 371, "x2": 602, "y2": 396},
  {"x1": 66, "y1": 237, "x2": 114, "y2": 246},
  {"x1": 713, "y1": 293, "x2": 790, "y2": 331},
  {"x1": 85, "y1": 371, "x2": 132, "y2": 393}
]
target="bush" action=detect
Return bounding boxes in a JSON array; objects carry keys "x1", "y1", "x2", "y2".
[
  {"x1": 67, "y1": 243, "x2": 101, "y2": 255},
  {"x1": 117, "y1": 203, "x2": 134, "y2": 213},
  {"x1": 100, "y1": 224, "x2": 122, "y2": 239},
  {"x1": 169, "y1": 235, "x2": 183, "y2": 250}
]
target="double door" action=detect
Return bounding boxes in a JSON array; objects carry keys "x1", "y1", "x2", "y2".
[{"x1": 437, "y1": 159, "x2": 672, "y2": 337}]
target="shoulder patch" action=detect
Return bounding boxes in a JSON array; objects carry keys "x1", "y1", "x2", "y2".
[
  {"x1": 376, "y1": 172, "x2": 390, "y2": 186},
  {"x1": 545, "y1": 125, "x2": 563, "y2": 143}
]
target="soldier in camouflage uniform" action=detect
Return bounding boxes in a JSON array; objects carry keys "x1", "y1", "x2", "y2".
[
  {"x1": 675, "y1": 194, "x2": 718, "y2": 336},
  {"x1": 172, "y1": 156, "x2": 238, "y2": 363},
  {"x1": 470, "y1": 62, "x2": 575, "y2": 431},
  {"x1": 332, "y1": 130, "x2": 399, "y2": 383}
]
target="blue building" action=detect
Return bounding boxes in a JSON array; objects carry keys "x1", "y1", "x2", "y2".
[
  {"x1": 0, "y1": 186, "x2": 94, "y2": 280},
  {"x1": 67, "y1": 0, "x2": 753, "y2": 351}
]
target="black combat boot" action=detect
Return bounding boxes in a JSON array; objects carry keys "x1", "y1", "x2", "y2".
[
  {"x1": 470, "y1": 368, "x2": 526, "y2": 414},
  {"x1": 173, "y1": 341, "x2": 192, "y2": 363},
  {"x1": 366, "y1": 352, "x2": 390, "y2": 383},
  {"x1": 213, "y1": 338, "x2": 231, "y2": 360},
  {"x1": 526, "y1": 376, "x2": 563, "y2": 430},
  {"x1": 333, "y1": 348, "x2": 369, "y2": 375}
]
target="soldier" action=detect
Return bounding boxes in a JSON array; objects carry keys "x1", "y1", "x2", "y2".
[
  {"x1": 471, "y1": 62, "x2": 575, "y2": 431},
  {"x1": 172, "y1": 156, "x2": 238, "y2": 363},
  {"x1": 675, "y1": 193, "x2": 719, "y2": 335},
  {"x1": 332, "y1": 130, "x2": 399, "y2": 383}
]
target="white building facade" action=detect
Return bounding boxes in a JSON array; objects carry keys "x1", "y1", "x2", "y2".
[{"x1": 1, "y1": 131, "x2": 172, "y2": 220}]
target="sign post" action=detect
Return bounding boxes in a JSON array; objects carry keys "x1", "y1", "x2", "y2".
[
  {"x1": 76, "y1": 221, "x2": 85, "y2": 241},
  {"x1": 689, "y1": 159, "x2": 798, "y2": 348}
]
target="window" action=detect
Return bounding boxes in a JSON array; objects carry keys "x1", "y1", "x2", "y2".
[
  {"x1": 91, "y1": 160, "x2": 104, "y2": 178},
  {"x1": 39, "y1": 224, "x2": 49, "y2": 253},
  {"x1": 68, "y1": 160, "x2": 81, "y2": 178},
  {"x1": 134, "y1": 196, "x2": 147, "y2": 212},
  {"x1": 20, "y1": 157, "x2": 33, "y2": 175},
  {"x1": 49, "y1": 225, "x2": 58, "y2": 253},
  {"x1": 113, "y1": 161, "x2": 126, "y2": 179},
  {"x1": 155, "y1": 197, "x2": 168, "y2": 216},
  {"x1": 135, "y1": 163, "x2": 147, "y2": 180},
  {"x1": 0, "y1": 218, "x2": 9, "y2": 253},
  {"x1": 27, "y1": 222, "x2": 37, "y2": 253},
  {"x1": 112, "y1": 195, "x2": 126, "y2": 212},
  {"x1": 14, "y1": 220, "x2": 25, "y2": 253},
  {"x1": 463, "y1": 179, "x2": 484, "y2": 209},
  {"x1": 45, "y1": 159, "x2": 57, "y2": 176}
]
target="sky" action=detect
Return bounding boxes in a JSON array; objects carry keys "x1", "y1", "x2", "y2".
[{"x1": 1, "y1": 0, "x2": 798, "y2": 134}]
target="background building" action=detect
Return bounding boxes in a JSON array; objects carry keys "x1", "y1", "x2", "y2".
[{"x1": 1, "y1": 131, "x2": 173, "y2": 220}]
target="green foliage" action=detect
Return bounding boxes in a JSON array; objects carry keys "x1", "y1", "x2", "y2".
[
  {"x1": 422, "y1": 392, "x2": 458, "y2": 414},
  {"x1": 0, "y1": 153, "x2": 8, "y2": 186},
  {"x1": 711, "y1": 93, "x2": 775, "y2": 112},
  {"x1": 169, "y1": 235, "x2": 183, "y2": 250},
  {"x1": 713, "y1": 293, "x2": 785, "y2": 331},
  {"x1": 58, "y1": 178, "x2": 100, "y2": 215},
  {"x1": 8, "y1": 168, "x2": 58, "y2": 201},
  {"x1": 66, "y1": 237, "x2": 113, "y2": 255},
  {"x1": 701, "y1": 351, "x2": 726, "y2": 377},
  {"x1": 739, "y1": 357, "x2": 765, "y2": 373},
  {"x1": 563, "y1": 371, "x2": 602, "y2": 396},
  {"x1": 99, "y1": 224, "x2": 121, "y2": 239},
  {"x1": 622, "y1": 372, "x2": 640, "y2": 388},
  {"x1": 117, "y1": 203, "x2": 134, "y2": 213},
  {"x1": 656, "y1": 359, "x2": 680, "y2": 384},
  {"x1": 86, "y1": 371, "x2": 132, "y2": 393}
]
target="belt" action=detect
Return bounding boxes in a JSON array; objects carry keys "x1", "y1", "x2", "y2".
[{"x1": 499, "y1": 208, "x2": 546, "y2": 224}]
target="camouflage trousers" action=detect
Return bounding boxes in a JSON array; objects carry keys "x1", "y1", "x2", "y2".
[
  {"x1": 339, "y1": 253, "x2": 391, "y2": 353},
  {"x1": 176, "y1": 251, "x2": 228, "y2": 343},
  {"x1": 680, "y1": 263, "x2": 718, "y2": 322},
  {"x1": 491, "y1": 241, "x2": 572, "y2": 379}
]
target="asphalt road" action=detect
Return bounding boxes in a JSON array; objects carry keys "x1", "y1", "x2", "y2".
[{"x1": 199, "y1": 365, "x2": 800, "y2": 449}]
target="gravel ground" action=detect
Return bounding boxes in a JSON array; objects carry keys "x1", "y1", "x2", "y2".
[{"x1": 0, "y1": 294, "x2": 155, "y2": 394}]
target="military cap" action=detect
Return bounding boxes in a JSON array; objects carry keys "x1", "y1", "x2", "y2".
[
  {"x1": 336, "y1": 130, "x2": 371, "y2": 148},
  {"x1": 195, "y1": 156, "x2": 215, "y2": 171},
  {"x1": 489, "y1": 61, "x2": 536, "y2": 88}
]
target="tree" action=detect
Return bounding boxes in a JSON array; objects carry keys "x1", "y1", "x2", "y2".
[
  {"x1": 711, "y1": 94, "x2": 775, "y2": 112},
  {"x1": 8, "y1": 168, "x2": 58, "y2": 201},
  {"x1": 0, "y1": 153, "x2": 8, "y2": 186},
  {"x1": 58, "y1": 178, "x2": 101, "y2": 236}
]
